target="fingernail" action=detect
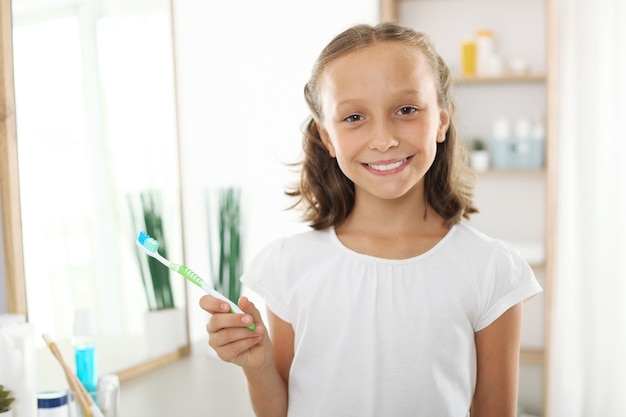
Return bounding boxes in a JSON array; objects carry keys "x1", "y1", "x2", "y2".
[
  {"x1": 241, "y1": 315, "x2": 251, "y2": 324},
  {"x1": 221, "y1": 303, "x2": 230, "y2": 311}
]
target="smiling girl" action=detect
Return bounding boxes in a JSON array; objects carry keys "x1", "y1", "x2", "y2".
[{"x1": 201, "y1": 22, "x2": 541, "y2": 417}]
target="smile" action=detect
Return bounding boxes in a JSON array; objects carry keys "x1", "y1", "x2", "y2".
[{"x1": 366, "y1": 157, "x2": 410, "y2": 172}]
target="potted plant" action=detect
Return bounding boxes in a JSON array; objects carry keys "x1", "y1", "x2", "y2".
[
  {"x1": 201, "y1": 186, "x2": 244, "y2": 358},
  {"x1": 215, "y1": 187, "x2": 243, "y2": 304},
  {"x1": 128, "y1": 190, "x2": 186, "y2": 358},
  {"x1": 206, "y1": 186, "x2": 243, "y2": 304},
  {"x1": 468, "y1": 137, "x2": 490, "y2": 172},
  {"x1": 129, "y1": 190, "x2": 175, "y2": 312},
  {"x1": 0, "y1": 384, "x2": 15, "y2": 416}
]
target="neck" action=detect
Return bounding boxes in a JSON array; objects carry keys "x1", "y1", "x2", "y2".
[{"x1": 339, "y1": 188, "x2": 446, "y2": 238}]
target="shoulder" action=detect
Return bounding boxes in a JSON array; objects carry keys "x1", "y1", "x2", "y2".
[
  {"x1": 245, "y1": 228, "x2": 335, "y2": 273},
  {"x1": 449, "y1": 224, "x2": 542, "y2": 330},
  {"x1": 443, "y1": 222, "x2": 538, "y2": 294},
  {"x1": 445, "y1": 222, "x2": 520, "y2": 263},
  {"x1": 257, "y1": 228, "x2": 334, "y2": 256}
]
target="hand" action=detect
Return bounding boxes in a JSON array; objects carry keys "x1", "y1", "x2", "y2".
[{"x1": 199, "y1": 295, "x2": 269, "y2": 369}]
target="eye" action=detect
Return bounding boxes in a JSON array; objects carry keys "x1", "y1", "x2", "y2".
[
  {"x1": 343, "y1": 114, "x2": 364, "y2": 123},
  {"x1": 396, "y1": 106, "x2": 418, "y2": 116}
]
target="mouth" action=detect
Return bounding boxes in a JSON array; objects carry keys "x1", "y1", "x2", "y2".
[{"x1": 365, "y1": 157, "x2": 411, "y2": 172}]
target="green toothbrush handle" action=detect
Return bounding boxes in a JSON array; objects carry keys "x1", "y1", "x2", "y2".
[{"x1": 173, "y1": 264, "x2": 255, "y2": 330}]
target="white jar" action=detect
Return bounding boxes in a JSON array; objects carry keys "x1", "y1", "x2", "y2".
[
  {"x1": 37, "y1": 391, "x2": 69, "y2": 417},
  {"x1": 514, "y1": 118, "x2": 532, "y2": 140}
]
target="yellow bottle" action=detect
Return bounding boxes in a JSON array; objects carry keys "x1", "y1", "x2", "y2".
[{"x1": 461, "y1": 36, "x2": 476, "y2": 77}]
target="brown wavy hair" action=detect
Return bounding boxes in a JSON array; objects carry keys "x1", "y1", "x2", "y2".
[{"x1": 287, "y1": 22, "x2": 478, "y2": 230}]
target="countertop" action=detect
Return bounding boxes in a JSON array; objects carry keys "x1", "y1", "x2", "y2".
[{"x1": 118, "y1": 341, "x2": 255, "y2": 417}]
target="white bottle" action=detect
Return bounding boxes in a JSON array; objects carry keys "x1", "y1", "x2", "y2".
[
  {"x1": 475, "y1": 29, "x2": 495, "y2": 77},
  {"x1": 491, "y1": 117, "x2": 512, "y2": 169},
  {"x1": 529, "y1": 120, "x2": 546, "y2": 168}
]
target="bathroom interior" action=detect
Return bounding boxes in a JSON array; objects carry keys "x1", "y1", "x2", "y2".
[{"x1": 1, "y1": 0, "x2": 624, "y2": 416}]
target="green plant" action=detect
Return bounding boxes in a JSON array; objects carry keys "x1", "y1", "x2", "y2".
[
  {"x1": 469, "y1": 137, "x2": 487, "y2": 151},
  {"x1": 0, "y1": 384, "x2": 15, "y2": 412},
  {"x1": 129, "y1": 190, "x2": 175, "y2": 311},
  {"x1": 206, "y1": 187, "x2": 243, "y2": 303}
]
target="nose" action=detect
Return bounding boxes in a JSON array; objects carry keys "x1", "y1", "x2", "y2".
[{"x1": 368, "y1": 118, "x2": 399, "y2": 152}]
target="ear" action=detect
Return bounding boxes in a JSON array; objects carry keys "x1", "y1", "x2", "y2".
[
  {"x1": 437, "y1": 109, "x2": 450, "y2": 143},
  {"x1": 317, "y1": 123, "x2": 336, "y2": 157}
]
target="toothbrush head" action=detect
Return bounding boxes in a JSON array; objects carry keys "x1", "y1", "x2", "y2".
[{"x1": 137, "y1": 231, "x2": 159, "y2": 252}]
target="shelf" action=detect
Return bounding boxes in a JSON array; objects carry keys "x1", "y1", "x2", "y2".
[
  {"x1": 473, "y1": 168, "x2": 546, "y2": 177},
  {"x1": 520, "y1": 348, "x2": 545, "y2": 365},
  {"x1": 454, "y1": 74, "x2": 547, "y2": 85}
]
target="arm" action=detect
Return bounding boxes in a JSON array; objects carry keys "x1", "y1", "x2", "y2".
[
  {"x1": 471, "y1": 302, "x2": 523, "y2": 417},
  {"x1": 243, "y1": 308, "x2": 294, "y2": 417},
  {"x1": 200, "y1": 295, "x2": 291, "y2": 417}
]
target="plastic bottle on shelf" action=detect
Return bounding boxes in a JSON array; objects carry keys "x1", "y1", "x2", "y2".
[
  {"x1": 491, "y1": 117, "x2": 512, "y2": 169},
  {"x1": 529, "y1": 119, "x2": 546, "y2": 168},
  {"x1": 73, "y1": 308, "x2": 98, "y2": 399},
  {"x1": 514, "y1": 118, "x2": 532, "y2": 168},
  {"x1": 460, "y1": 34, "x2": 477, "y2": 77},
  {"x1": 475, "y1": 29, "x2": 496, "y2": 77}
]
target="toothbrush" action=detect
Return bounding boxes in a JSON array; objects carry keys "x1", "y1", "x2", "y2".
[
  {"x1": 41, "y1": 333, "x2": 105, "y2": 417},
  {"x1": 136, "y1": 231, "x2": 255, "y2": 330}
]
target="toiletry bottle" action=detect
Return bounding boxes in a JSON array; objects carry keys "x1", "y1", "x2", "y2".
[
  {"x1": 475, "y1": 29, "x2": 495, "y2": 77},
  {"x1": 460, "y1": 34, "x2": 476, "y2": 77},
  {"x1": 73, "y1": 308, "x2": 98, "y2": 399},
  {"x1": 491, "y1": 117, "x2": 512, "y2": 169}
]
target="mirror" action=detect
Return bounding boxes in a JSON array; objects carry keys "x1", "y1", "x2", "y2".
[{"x1": 1, "y1": 0, "x2": 189, "y2": 384}]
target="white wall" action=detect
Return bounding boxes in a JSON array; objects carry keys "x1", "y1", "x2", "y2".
[{"x1": 171, "y1": 0, "x2": 380, "y2": 341}]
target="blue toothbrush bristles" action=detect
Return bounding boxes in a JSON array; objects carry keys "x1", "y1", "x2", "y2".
[
  {"x1": 137, "y1": 231, "x2": 159, "y2": 252},
  {"x1": 137, "y1": 231, "x2": 149, "y2": 244}
]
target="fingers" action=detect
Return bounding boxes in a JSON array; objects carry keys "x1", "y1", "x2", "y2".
[
  {"x1": 199, "y1": 294, "x2": 258, "y2": 330},
  {"x1": 200, "y1": 294, "x2": 268, "y2": 366},
  {"x1": 238, "y1": 296, "x2": 263, "y2": 325},
  {"x1": 199, "y1": 293, "x2": 233, "y2": 314},
  {"x1": 209, "y1": 329, "x2": 262, "y2": 363}
]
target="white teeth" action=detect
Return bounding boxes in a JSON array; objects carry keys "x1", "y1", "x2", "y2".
[{"x1": 367, "y1": 158, "x2": 408, "y2": 172}]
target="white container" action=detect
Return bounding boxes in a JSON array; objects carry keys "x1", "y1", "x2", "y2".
[
  {"x1": 509, "y1": 58, "x2": 530, "y2": 75},
  {"x1": 475, "y1": 29, "x2": 496, "y2": 76},
  {"x1": 469, "y1": 150, "x2": 490, "y2": 172},
  {"x1": 144, "y1": 307, "x2": 187, "y2": 358},
  {"x1": 491, "y1": 117, "x2": 513, "y2": 169},
  {"x1": 37, "y1": 391, "x2": 68, "y2": 417},
  {"x1": 514, "y1": 118, "x2": 532, "y2": 141},
  {"x1": 0, "y1": 315, "x2": 37, "y2": 417},
  {"x1": 97, "y1": 375, "x2": 120, "y2": 417}
]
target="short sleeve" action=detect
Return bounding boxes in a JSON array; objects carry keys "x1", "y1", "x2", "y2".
[
  {"x1": 473, "y1": 242, "x2": 543, "y2": 331},
  {"x1": 240, "y1": 238, "x2": 293, "y2": 323}
]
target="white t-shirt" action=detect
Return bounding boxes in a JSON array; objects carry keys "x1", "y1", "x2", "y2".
[{"x1": 241, "y1": 222, "x2": 542, "y2": 417}]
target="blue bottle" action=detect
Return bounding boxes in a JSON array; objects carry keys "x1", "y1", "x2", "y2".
[{"x1": 73, "y1": 308, "x2": 98, "y2": 399}]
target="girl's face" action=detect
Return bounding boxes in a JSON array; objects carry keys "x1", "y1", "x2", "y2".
[{"x1": 317, "y1": 42, "x2": 449, "y2": 202}]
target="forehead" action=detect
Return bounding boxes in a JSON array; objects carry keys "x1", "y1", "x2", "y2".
[{"x1": 319, "y1": 42, "x2": 437, "y2": 101}]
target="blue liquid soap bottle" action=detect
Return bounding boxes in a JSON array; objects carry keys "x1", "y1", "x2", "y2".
[{"x1": 73, "y1": 307, "x2": 98, "y2": 400}]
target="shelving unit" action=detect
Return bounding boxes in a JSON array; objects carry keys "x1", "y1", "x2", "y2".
[
  {"x1": 454, "y1": 75, "x2": 547, "y2": 85},
  {"x1": 381, "y1": 1, "x2": 553, "y2": 415}
]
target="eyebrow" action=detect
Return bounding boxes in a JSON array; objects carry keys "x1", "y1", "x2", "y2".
[{"x1": 335, "y1": 89, "x2": 425, "y2": 108}]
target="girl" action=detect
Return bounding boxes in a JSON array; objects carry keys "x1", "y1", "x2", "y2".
[{"x1": 201, "y1": 22, "x2": 542, "y2": 417}]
